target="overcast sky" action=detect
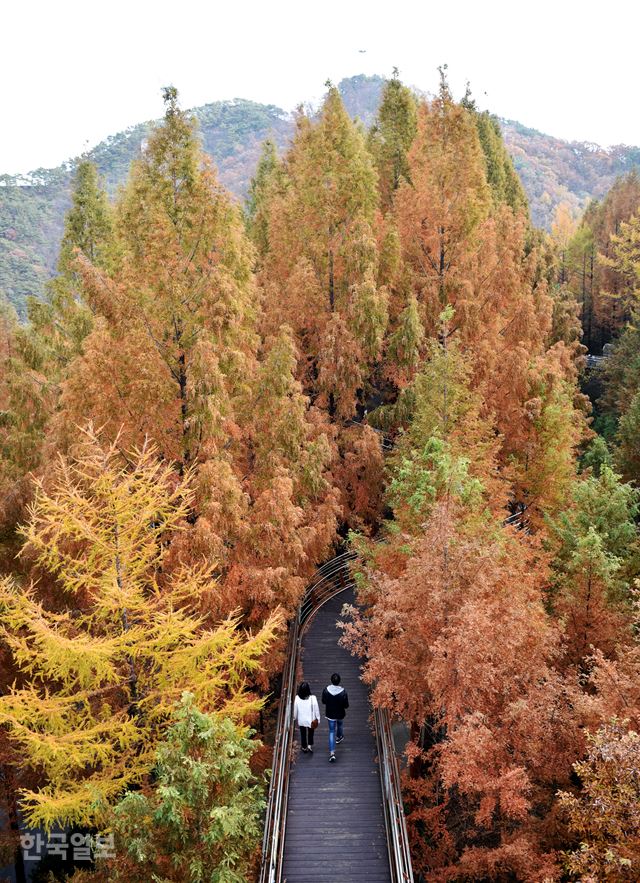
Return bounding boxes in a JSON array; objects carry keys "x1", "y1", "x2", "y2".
[{"x1": 3, "y1": 0, "x2": 638, "y2": 175}]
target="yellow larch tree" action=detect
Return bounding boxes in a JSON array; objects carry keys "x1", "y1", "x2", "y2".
[{"x1": 0, "y1": 429, "x2": 279, "y2": 831}]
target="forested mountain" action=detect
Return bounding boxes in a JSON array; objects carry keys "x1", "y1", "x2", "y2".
[
  {"x1": 503, "y1": 118, "x2": 640, "y2": 229},
  {"x1": 2, "y1": 74, "x2": 639, "y2": 317}
]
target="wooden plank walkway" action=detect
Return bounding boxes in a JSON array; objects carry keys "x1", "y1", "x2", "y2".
[{"x1": 282, "y1": 590, "x2": 391, "y2": 883}]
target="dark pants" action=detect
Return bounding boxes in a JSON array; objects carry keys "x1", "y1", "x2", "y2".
[{"x1": 300, "y1": 726, "x2": 314, "y2": 749}]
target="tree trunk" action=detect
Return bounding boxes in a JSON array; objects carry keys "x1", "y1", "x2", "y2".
[
  {"x1": 1, "y1": 763, "x2": 27, "y2": 883},
  {"x1": 588, "y1": 250, "x2": 594, "y2": 350},
  {"x1": 408, "y1": 720, "x2": 422, "y2": 779},
  {"x1": 328, "y1": 248, "x2": 335, "y2": 312},
  {"x1": 178, "y1": 349, "x2": 190, "y2": 473},
  {"x1": 439, "y1": 226, "x2": 446, "y2": 308}
]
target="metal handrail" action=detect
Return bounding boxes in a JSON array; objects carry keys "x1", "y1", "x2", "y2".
[
  {"x1": 259, "y1": 552, "x2": 414, "y2": 883},
  {"x1": 259, "y1": 611, "x2": 299, "y2": 883},
  {"x1": 300, "y1": 554, "x2": 357, "y2": 625},
  {"x1": 374, "y1": 707, "x2": 414, "y2": 883}
]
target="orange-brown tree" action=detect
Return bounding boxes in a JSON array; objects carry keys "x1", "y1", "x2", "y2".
[
  {"x1": 388, "y1": 76, "x2": 588, "y2": 525},
  {"x1": 342, "y1": 298, "x2": 586, "y2": 878},
  {"x1": 57, "y1": 88, "x2": 338, "y2": 624},
  {"x1": 256, "y1": 84, "x2": 387, "y2": 420},
  {"x1": 344, "y1": 501, "x2": 581, "y2": 879},
  {"x1": 393, "y1": 71, "x2": 491, "y2": 343}
]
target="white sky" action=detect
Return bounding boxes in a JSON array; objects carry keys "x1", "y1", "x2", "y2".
[{"x1": 3, "y1": 0, "x2": 638, "y2": 175}]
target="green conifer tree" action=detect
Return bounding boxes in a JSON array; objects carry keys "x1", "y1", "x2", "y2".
[
  {"x1": 617, "y1": 390, "x2": 640, "y2": 482},
  {"x1": 102, "y1": 694, "x2": 265, "y2": 883},
  {"x1": 245, "y1": 139, "x2": 285, "y2": 258},
  {"x1": 0, "y1": 160, "x2": 113, "y2": 544},
  {"x1": 368, "y1": 69, "x2": 418, "y2": 210},
  {"x1": 475, "y1": 112, "x2": 528, "y2": 214},
  {"x1": 27, "y1": 158, "x2": 113, "y2": 370}
]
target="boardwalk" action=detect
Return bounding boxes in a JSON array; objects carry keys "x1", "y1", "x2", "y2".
[{"x1": 282, "y1": 589, "x2": 391, "y2": 883}]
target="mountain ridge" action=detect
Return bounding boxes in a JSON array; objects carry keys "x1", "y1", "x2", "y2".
[{"x1": 2, "y1": 74, "x2": 639, "y2": 317}]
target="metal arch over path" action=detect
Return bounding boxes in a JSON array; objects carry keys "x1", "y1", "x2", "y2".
[{"x1": 259, "y1": 552, "x2": 413, "y2": 883}]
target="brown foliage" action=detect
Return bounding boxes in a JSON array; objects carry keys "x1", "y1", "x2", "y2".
[{"x1": 343, "y1": 505, "x2": 583, "y2": 878}]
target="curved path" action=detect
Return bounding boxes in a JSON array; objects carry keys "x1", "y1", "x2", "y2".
[{"x1": 282, "y1": 589, "x2": 391, "y2": 883}]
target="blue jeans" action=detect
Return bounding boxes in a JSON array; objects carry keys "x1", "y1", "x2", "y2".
[{"x1": 328, "y1": 718, "x2": 344, "y2": 752}]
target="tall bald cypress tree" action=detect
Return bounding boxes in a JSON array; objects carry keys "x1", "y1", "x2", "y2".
[
  {"x1": 475, "y1": 112, "x2": 528, "y2": 214},
  {"x1": 245, "y1": 139, "x2": 285, "y2": 258},
  {"x1": 59, "y1": 87, "x2": 338, "y2": 624},
  {"x1": 260, "y1": 83, "x2": 387, "y2": 419},
  {"x1": 59, "y1": 159, "x2": 114, "y2": 273},
  {"x1": 368, "y1": 69, "x2": 418, "y2": 211}
]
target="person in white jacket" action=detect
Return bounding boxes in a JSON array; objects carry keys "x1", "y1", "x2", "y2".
[{"x1": 293, "y1": 681, "x2": 320, "y2": 753}]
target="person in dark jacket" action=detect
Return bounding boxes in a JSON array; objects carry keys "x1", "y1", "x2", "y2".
[{"x1": 322, "y1": 673, "x2": 349, "y2": 762}]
